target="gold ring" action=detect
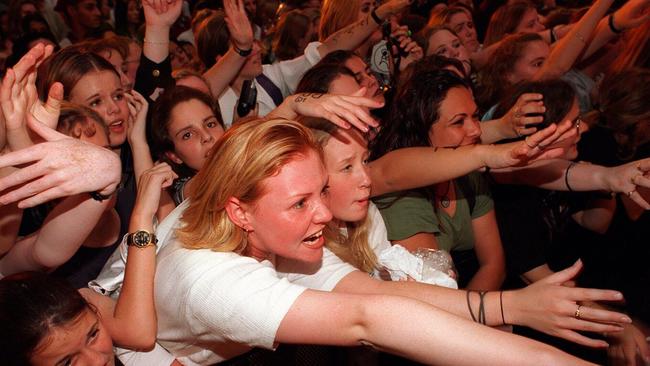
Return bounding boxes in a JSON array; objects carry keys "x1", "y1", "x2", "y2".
[{"x1": 574, "y1": 305, "x2": 582, "y2": 319}]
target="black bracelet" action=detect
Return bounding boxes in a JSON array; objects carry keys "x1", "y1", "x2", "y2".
[
  {"x1": 466, "y1": 290, "x2": 478, "y2": 322},
  {"x1": 370, "y1": 8, "x2": 383, "y2": 25},
  {"x1": 608, "y1": 14, "x2": 623, "y2": 34},
  {"x1": 499, "y1": 291, "x2": 507, "y2": 325},
  {"x1": 233, "y1": 44, "x2": 253, "y2": 57},
  {"x1": 565, "y1": 161, "x2": 577, "y2": 192},
  {"x1": 89, "y1": 191, "x2": 112, "y2": 202},
  {"x1": 478, "y1": 291, "x2": 487, "y2": 325}
]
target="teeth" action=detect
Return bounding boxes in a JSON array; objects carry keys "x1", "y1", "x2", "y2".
[
  {"x1": 303, "y1": 230, "x2": 323, "y2": 242},
  {"x1": 110, "y1": 121, "x2": 123, "y2": 127}
]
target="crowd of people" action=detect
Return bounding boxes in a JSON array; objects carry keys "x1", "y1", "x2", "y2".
[{"x1": 0, "y1": 0, "x2": 649, "y2": 364}]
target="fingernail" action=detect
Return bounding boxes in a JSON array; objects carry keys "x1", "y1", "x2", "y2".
[
  {"x1": 621, "y1": 316, "x2": 632, "y2": 323},
  {"x1": 614, "y1": 292, "x2": 624, "y2": 300}
]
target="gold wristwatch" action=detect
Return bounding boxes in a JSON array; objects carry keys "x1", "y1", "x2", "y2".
[{"x1": 126, "y1": 230, "x2": 158, "y2": 248}]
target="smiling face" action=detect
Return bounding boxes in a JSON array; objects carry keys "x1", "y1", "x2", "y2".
[
  {"x1": 69, "y1": 70, "x2": 129, "y2": 149},
  {"x1": 427, "y1": 29, "x2": 472, "y2": 75},
  {"x1": 343, "y1": 55, "x2": 385, "y2": 104},
  {"x1": 447, "y1": 11, "x2": 480, "y2": 52},
  {"x1": 429, "y1": 86, "x2": 482, "y2": 148},
  {"x1": 165, "y1": 99, "x2": 224, "y2": 171},
  {"x1": 244, "y1": 150, "x2": 332, "y2": 263},
  {"x1": 322, "y1": 128, "x2": 371, "y2": 223},
  {"x1": 30, "y1": 309, "x2": 114, "y2": 366},
  {"x1": 507, "y1": 40, "x2": 549, "y2": 84}
]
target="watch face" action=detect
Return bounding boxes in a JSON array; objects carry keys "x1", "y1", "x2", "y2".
[{"x1": 133, "y1": 231, "x2": 151, "y2": 247}]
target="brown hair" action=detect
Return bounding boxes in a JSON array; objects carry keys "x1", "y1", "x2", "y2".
[
  {"x1": 177, "y1": 118, "x2": 322, "y2": 252},
  {"x1": 319, "y1": 0, "x2": 360, "y2": 41},
  {"x1": 37, "y1": 47, "x2": 119, "y2": 101},
  {"x1": 476, "y1": 32, "x2": 543, "y2": 109},
  {"x1": 483, "y1": 1, "x2": 537, "y2": 47},
  {"x1": 57, "y1": 101, "x2": 109, "y2": 140},
  {"x1": 427, "y1": 6, "x2": 471, "y2": 29},
  {"x1": 194, "y1": 11, "x2": 231, "y2": 69},
  {"x1": 272, "y1": 10, "x2": 311, "y2": 61}
]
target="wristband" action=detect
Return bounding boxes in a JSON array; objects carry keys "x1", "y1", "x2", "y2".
[
  {"x1": 371, "y1": 8, "x2": 383, "y2": 25},
  {"x1": 549, "y1": 26, "x2": 557, "y2": 43},
  {"x1": 89, "y1": 191, "x2": 112, "y2": 202},
  {"x1": 608, "y1": 14, "x2": 623, "y2": 34},
  {"x1": 233, "y1": 44, "x2": 253, "y2": 57}
]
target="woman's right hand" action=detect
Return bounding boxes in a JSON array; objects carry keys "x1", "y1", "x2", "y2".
[
  {"x1": 499, "y1": 93, "x2": 545, "y2": 139},
  {"x1": 507, "y1": 260, "x2": 632, "y2": 348},
  {"x1": 480, "y1": 119, "x2": 577, "y2": 169}
]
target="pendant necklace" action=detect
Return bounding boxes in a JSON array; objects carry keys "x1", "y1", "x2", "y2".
[{"x1": 437, "y1": 181, "x2": 452, "y2": 208}]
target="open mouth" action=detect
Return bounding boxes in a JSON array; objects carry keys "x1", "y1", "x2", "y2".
[
  {"x1": 109, "y1": 120, "x2": 124, "y2": 130},
  {"x1": 302, "y1": 230, "x2": 324, "y2": 248}
]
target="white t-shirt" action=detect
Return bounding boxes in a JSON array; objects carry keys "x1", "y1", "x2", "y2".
[
  {"x1": 152, "y1": 201, "x2": 356, "y2": 366},
  {"x1": 218, "y1": 41, "x2": 322, "y2": 128}
]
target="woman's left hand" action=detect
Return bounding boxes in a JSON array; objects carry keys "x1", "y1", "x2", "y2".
[{"x1": 126, "y1": 90, "x2": 149, "y2": 145}]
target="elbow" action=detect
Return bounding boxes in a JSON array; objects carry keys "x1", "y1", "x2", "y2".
[{"x1": 124, "y1": 332, "x2": 157, "y2": 352}]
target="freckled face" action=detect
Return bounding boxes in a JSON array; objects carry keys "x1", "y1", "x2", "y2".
[{"x1": 244, "y1": 150, "x2": 332, "y2": 263}]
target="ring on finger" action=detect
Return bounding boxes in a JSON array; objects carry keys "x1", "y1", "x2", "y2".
[
  {"x1": 627, "y1": 190, "x2": 636, "y2": 198},
  {"x1": 631, "y1": 174, "x2": 642, "y2": 184},
  {"x1": 574, "y1": 304, "x2": 582, "y2": 319}
]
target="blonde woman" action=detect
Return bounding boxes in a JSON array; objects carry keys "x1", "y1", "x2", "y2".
[{"x1": 149, "y1": 118, "x2": 627, "y2": 365}]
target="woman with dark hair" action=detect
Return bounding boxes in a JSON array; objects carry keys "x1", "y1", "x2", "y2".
[
  {"x1": 371, "y1": 69, "x2": 506, "y2": 290},
  {"x1": 272, "y1": 9, "x2": 314, "y2": 61},
  {"x1": 483, "y1": 1, "x2": 546, "y2": 47}
]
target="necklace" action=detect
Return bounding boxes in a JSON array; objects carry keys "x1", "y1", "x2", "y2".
[{"x1": 436, "y1": 181, "x2": 452, "y2": 208}]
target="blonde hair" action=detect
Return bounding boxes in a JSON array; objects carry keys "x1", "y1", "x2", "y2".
[
  {"x1": 177, "y1": 118, "x2": 323, "y2": 252},
  {"x1": 301, "y1": 117, "x2": 378, "y2": 274},
  {"x1": 319, "y1": 0, "x2": 360, "y2": 41}
]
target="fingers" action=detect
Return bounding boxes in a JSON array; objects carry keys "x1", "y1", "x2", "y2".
[
  {"x1": 0, "y1": 162, "x2": 49, "y2": 204},
  {"x1": 16, "y1": 185, "x2": 70, "y2": 209},
  {"x1": 28, "y1": 118, "x2": 69, "y2": 142},
  {"x1": 540, "y1": 259, "x2": 582, "y2": 284},
  {"x1": 564, "y1": 317, "x2": 624, "y2": 334},
  {"x1": 557, "y1": 329, "x2": 610, "y2": 348},
  {"x1": 571, "y1": 305, "x2": 631, "y2": 325}
]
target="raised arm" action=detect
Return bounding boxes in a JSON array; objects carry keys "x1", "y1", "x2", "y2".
[
  {"x1": 316, "y1": 0, "x2": 412, "y2": 57},
  {"x1": 81, "y1": 163, "x2": 177, "y2": 351},
  {"x1": 141, "y1": 0, "x2": 182, "y2": 63},
  {"x1": 535, "y1": 0, "x2": 614, "y2": 80},
  {"x1": 202, "y1": 0, "x2": 254, "y2": 98},
  {"x1": 370, "y1": 120, "x2": 575, "y2": 197}
]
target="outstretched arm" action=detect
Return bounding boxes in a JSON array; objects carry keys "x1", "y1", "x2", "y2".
[
  {"x1": 370, "y1": 120, "x2": 575, "y2": 197},
  {"x1": 278, "y1": 289, "x2": 591, "y2": 365}
]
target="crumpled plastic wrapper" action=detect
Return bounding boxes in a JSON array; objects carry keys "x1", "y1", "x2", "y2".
[{"x1": 378, "y1": 245, "x2": 458, "y2": 289}]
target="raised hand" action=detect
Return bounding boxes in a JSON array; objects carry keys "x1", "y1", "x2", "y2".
[
  {"x1": 500, "y1": 93, "x2": 545, "y2": 138},
  {"x1": 132, "y1": 162, "x2": 177, "y2": 225},
  {"x1": 0, "y1": 120, "x2": 121, "y2": 208},
  {"x1": 0, "y1": 43, "x2": 55, "y2": 151},
  {"x1": 612, "y1": 0, "x2": 650, "y2": 31},
  {"x1": 142, "y1": 0, "x2": 183, "y2": 28},
  {"x1": 224, "y1": 0, "x2": 254, "y2": 52},
  {"x1": 125, "y1": 90, "x2": 149, "y2": 145},
  {"x1": 510, "y1": 260, "x2": 631, "y2": 348}
]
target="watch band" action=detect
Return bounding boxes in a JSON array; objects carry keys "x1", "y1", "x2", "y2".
[{"x1": 233, "y1": 44, "x2": 253, "y2": 57}]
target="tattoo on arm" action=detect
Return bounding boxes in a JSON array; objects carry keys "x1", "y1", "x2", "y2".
[{"x1": 294, "y1": 93, "x2": 324, "y2": 103}]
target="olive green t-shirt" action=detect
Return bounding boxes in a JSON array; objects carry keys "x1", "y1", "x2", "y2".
[{"x1": 373, "y1": 172, "x2": 493, "y2": 252}]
